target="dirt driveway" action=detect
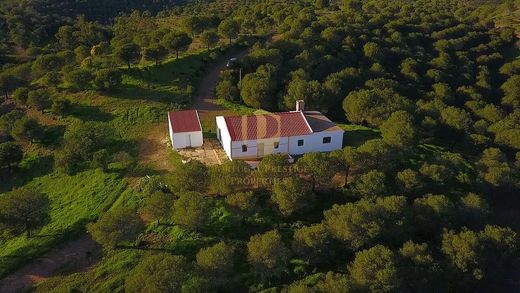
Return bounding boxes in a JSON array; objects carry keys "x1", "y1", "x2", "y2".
[
  {"x1": 194, "y1": 48, "x2": 249, "y2": 119},
  {"x1": 0, "y1": 48, "x2": 250, "y2": 292}
]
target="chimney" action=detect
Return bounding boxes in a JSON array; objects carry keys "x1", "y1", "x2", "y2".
[{"x1": 295, "y1": 100, "x2": 305, "y2": 112}]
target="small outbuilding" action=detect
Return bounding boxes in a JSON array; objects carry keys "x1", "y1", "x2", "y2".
[{"x1": 168, "y1": 110, "x2": 203, "y2": 149}]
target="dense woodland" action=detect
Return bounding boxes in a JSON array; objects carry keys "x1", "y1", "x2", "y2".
[{"x1": 0, "y1": 0, "x2": 519, "y2": 292}]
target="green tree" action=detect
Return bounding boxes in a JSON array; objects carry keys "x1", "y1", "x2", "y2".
[
  {"x1": 216, "y1": 79, "x2": 239, "y2": 101},
  {"x1": 297, "y1": 152, "x2": 335, "y2": 191},
  {"x1": 356, "y1": 139, "x2": 396, "y2": 172},
  {"x1": 292, "y1": 223, "x2": 331, "y2": 264},
  {"x1": 315, "y1": 272, "x2": 353, "y2": 293},
  {"x1": 240, "y1": 64, "x2": 277, "y2": 109},
  {"x1": 256, "y1": 153, "x2": 291, "y2": 185},
  {"x1": 114, "y1": 43, "x2": 141, "y2": 69},
  {"x1": 440, "y1": 107, "x2": 472, "y2": 132},
  {"x1": 93, "y1": 68, "x2": 122, "y2": 91},
  {"x1": 0, "y1": 74, "x2": 22, "y2": 100},
  {"x1": 380, "y1": 111, "x2": 416, "y2": 148},
  {"x1": 142, "y1": 45, "x2": 168, "y2": 66},
  {"x1": 27, "y1": 89, "x2": 51, "y2": 112},
  {"x1": 210, "y1": 159, "x2": 251, "y2": 194},
  {"x1": 55, "y1": 25, "x2": 76, "y2": 49},
  {"x1": 331, "y1": 146, "x2": 360, "y2": 187},
  {"x1": 353, "y1": 170, "x2": 387, "y2": 199},
  {"x1": 363, "y1": 42, "x2": 382, "y2": 60},
  {"x1": 90, "y1": 149, "x2": 110, "y2": 171},
  {"x1": 162, "y1": 32, "x2": 192, "y2": 59},
  {"x1": 64, "y1": 68, "x2": 93, "y2": 90},
  {"x1": 125, "y1": 254, "x2": 190, "y2": 293},
  {"x1": 200, "y1": 30, "x2": 219, "y2": 51},
  {"x1": 172, "y1": 192, "x2": 209, "y2": 231},
  {"x1": 87, "y1": 207, "x2": 145, "y2": 249},
  {"x1": 324, "y1": 196, "x2": 407, "y2": 249},
  {"x1": 218, "y1": 19, "x2": 240, "y2": 44},
  {"x1": 343, "y1": 89, "x2": 411, "y2": 127},
  {"x1": 224, "y1": 191, "x2": 257, "y2": 218},
  {"x1": 182, "y1": 16, "x2": 204, "y2": 37},
  {"x1": 31, "y1": 54, "x2": 65, "y2": 77},
  {"x1": 283, "y1": 76, "x2": 323, "y2": 110},
  {"x1": 413, "y1": 194, "x2": 455, "y2": 236},
  {"x1": 11, "y1": 87, "x2": 29, "y2": 106},
  {"x1": 196, "y1": 241, "x2": 235, "y2": 275},
  {"x1": 441, "y1": 228, "x2": 484, "y2": 279},
  {"x1": 0, "y1": 188, "x2": 50, "y2": 237},
  {"x1": 247, "y1": 230, "x2": 290, "y2": 278},
  {"x1": 167, "y1": 160, "x2": 209, "y2": 192},
  {"x1": 272, "y1": 176, "x2": 313, "y2": 216},
  {"x1": 139, "y1": 191, "x2": 174, "y2": 225},
  {"x1": 0, "y1": 142, "x2": 23, "y2": 169},
  {"x1": 349, "y1": 245, "x2": 400, "y2": 292},
  {"x1": 396, "y1": 168, "x2": 423, "y2": 193},
  {"x1": 11, "y1": 117, "x2": 44, "y2": 143},
  {"x1": 41, "y1": 71, "x2": 62, "y2": 87},
  {"x1": 459, "y1": 193, "x2": 489, "y2": 228},
  {"x1": 54, "y1": 122, "x2": 114, "y2": 174},
  {"x1": 398, "y1": 241, "x2": 444, "y2": 292},
  {"x1": 50, "y1": 99, "x2": 72, "y2": 116},
  {"x1": 501, "y1": 75, "x2": 520, "y2": 108},
  {"x1": 75, "y1": 45, "x2": 91, "y2": 64},
  {"x1": 476, "y1": 147, "x2": 513, "y2": 186}
]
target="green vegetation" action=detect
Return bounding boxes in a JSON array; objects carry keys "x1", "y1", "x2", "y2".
[
  {"x1": 0, "y1": 170, "x2": 126, "y2": 276},
  {"x1": 0, "y1": 0, "x2": 519, "y2": 292}
]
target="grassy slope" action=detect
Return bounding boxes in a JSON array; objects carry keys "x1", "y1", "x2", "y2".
[
  {"x1": 0, "y1": 169, "x2": 127, "y2": 277},
  {"x1": 0, "y1": 47, "x2": 220, "y2": 277}
]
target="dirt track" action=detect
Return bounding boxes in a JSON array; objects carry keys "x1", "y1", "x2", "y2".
[
  {"x1": 0, "y1": 235, "x2": 101, "y2": 293},
  {"x1": 194, "y1": 49, "x2": 249, "y2": 118},
  {"x1": 0, "y1": 48, "x2": 250, "y2": 292}
]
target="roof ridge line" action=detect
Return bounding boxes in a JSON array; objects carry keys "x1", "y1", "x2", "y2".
[{"x1": 300, "y1": 111, "x2": 314, "y2": 134}]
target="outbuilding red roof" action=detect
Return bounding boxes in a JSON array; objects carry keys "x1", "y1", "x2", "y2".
[
  {"x1": 168, "y1": 110, "x2": 202, "y2": 133},
  {"x1": 224, "y1": 112, "x2": 313, "y2": 141}
]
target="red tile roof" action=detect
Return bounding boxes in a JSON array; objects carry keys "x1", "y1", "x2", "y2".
[
  {"x1": 224, "y1": 112, "x2": 313, "y2": 141},
  {"x1": 168, "y1": 110, "x2": 202, "y2": 133}
]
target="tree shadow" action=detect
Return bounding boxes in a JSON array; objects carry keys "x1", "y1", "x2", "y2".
[
  {"x1": 110, "y1": 84, "x2": 189, "y2": 105},
  {"x1": 343, "y1": 129, "x2": 381, "y2": 147},
  {"x1": 70, "y1": 104, "x2": 114, "y2": 122},
  {"x1": 125, "y1": 51, "x2": 211, "y2": 87},
  {"x1": 41, "y1": 125, "x2": 66, "y2": 146},
  {"x1": 0, "y1": 155, "x2": 54, "y2": 193}
]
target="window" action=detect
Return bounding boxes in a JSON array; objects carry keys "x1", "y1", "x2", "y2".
[
  {"x1": 242, "y1": 145, "x2": 247, "y2": 152},
  {"x1": 274, "y1": 142, "x2": 279, "y2": 149},
  {"x1": 297, "y1": 139, "x2": 304, "y2": 146},
  {"x1": 323, "y1": 136, "x2": 331, "y2": 144}
]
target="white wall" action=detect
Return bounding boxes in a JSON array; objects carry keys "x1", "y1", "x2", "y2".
[
  {"x1": 215, "y1": 115, "x2": 344, "y2": 160},
  {"x1": 168, "y1": 114, "x2": 175, "y2": 147},
  {"x1": 216, "y1": 116, "x2": 232, "y2": 159},
  {"x1": 228, "y1": 131, "x2": 343, "y2": 159},
  {"x1": 231, "y1": 137, "x2": 290, "y2": 160},
  {"x1": 172, "y1": 131, "x2": 203, "y2": 149},
  {"x1": 288, "y1": 130, "x2": 344, "y2": 155}
]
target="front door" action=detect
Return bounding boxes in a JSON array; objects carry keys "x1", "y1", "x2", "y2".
[
  {"x1": 186, "y1": 134, "x2": 192, "y2": 147},
  {"x1": 257, "y1": 143, "x2": 264, "y2": 157}
]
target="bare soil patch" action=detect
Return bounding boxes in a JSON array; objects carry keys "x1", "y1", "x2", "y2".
[
  {"x1": 137, "y1": 123, "x2": 175, "y2": 173},
  {"x1": 0, "y1": 235, "x2": 101, "y2": 293}
]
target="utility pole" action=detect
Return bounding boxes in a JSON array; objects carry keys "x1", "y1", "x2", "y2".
[{"x1": 239, "y1": 67, "x2": 242, "y2": 103}]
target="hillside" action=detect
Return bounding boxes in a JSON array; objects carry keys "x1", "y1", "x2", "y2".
[{"x1": 0, "y1": 0, "x2": 519, "y2": 292}]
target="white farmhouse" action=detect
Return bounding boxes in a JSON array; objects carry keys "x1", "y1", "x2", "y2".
[
  {"x1": 215, "y1": 101, "x2": 344, "y2": 160},
  {"x1": 168, "y1": 110, "x2": 203, "y2": 149}
]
